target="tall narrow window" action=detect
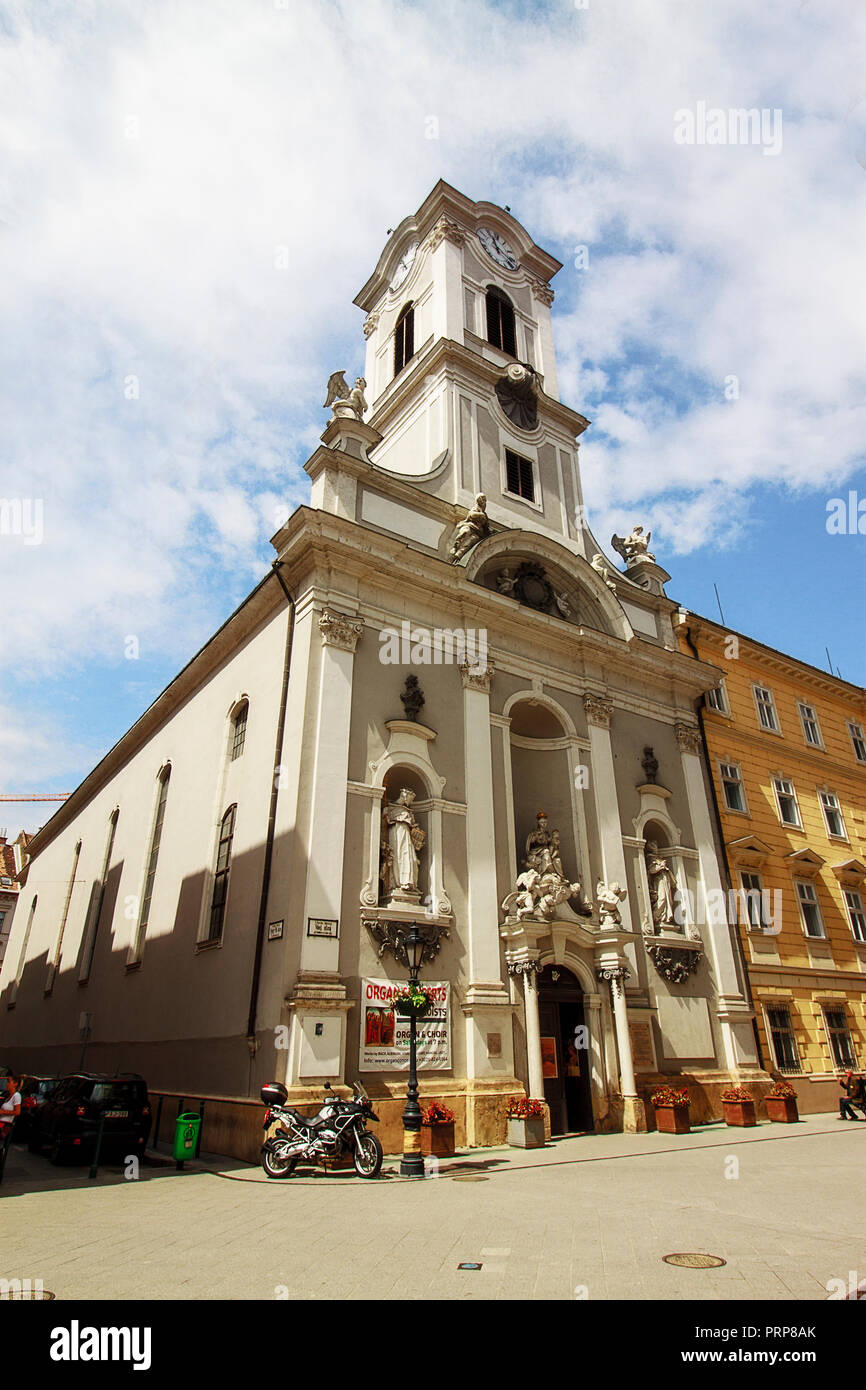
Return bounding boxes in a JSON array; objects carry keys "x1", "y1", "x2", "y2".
[
  {"x1": 844, "y1": 890, "x2": 866, "y2": 943},
  {"x1": 819, "y1": 790, "x2": 847, "y2": 839},
  {"x1": 207, "y1": 805, "x2": 236, "y2": 944},
  {"x1": 230, "y1": 702, "x2": 248, "y2": 761},
  {"x1": 706, "y1": 682, "x2": 729, "y2": 714},
  {"x1": 795, "y1": 879, "x2": 825, "y2": 938},
  {"x1": 766, "y1": 1005, "x2": 800, "y2": 1072},
  {"x1": 848, "y1": 721, "x2": 866, "y2": 763},
  {"x1": 798, "y1": 702, "x2": 822, "y2": 747},
  {"x1": 485, "y1": 286, "x2": 516, "y2": 356},
  {"x1": 393, "y1": 302, "x2": 414, "y2": 376},
  {"x1": 739, "y1": 871, "x2": 765, "y2": 929},
  {"x1": 720, "y1": 762, "x2": 747, "y2": 813},
  {"x1": 79, "y1": 810, "x2": 119, "y2": 983},
  {"x1": 753, "y1": 684, "x2": 779, "y2": 732},
  {"x1": 772, "y1": 777, "x2": 801, "y2": 827},
  {"x1": 128, "y1": 769, "x2": 171, "y2": 966},
  {"x1": 7, "y1": 895, "x2": 37, "y2": 1007},
  {"x1": 46, "y1": 840, "x2": 82, "y2": 993},
  {"x1": 824, "y1": 1008, "x2": 857, "y2": 1069},
  {"x1": 505, "y1": 449, "x2": 535, "y2": 502}
]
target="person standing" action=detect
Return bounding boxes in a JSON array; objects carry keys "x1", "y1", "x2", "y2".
[{"x1": 0, "y1": 1073, "x2": 21, "y2": 1142}]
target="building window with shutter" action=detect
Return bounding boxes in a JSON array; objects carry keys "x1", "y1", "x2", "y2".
[
  {"x1": 504, "y1": 449, "x2": 535, "y2": 503},
  {"x1": 765, "y1": 1005, "x2": 801, "y2": 1072},
  {"x1": 485, "y1": 286, "x2": 516, "y2": 357},
  {"x1": 393, "y1": 302, "x2": 415, "y2": 376},
  {"x1": 207, "y1": 805, "x2": 236, "y2": 944}
]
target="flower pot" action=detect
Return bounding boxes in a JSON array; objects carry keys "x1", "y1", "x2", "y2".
[
  {"x1": 507, "y1": 1116, "x2": 546, "y2": 1148},
  {"x1": 654, "y1": 1105, "x2": 690, "y2": 1135},
  {"x1": 765, "y1": 1096, "x2": 799, "y2": 1124},
  {"x1": 421, "y1": 1121, "x2": 455, "y2": 1157},
  {"x1": 722, "y1": 1100, "x2": 757, "y2": 1127}
]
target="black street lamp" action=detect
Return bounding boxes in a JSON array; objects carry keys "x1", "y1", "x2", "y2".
[{"x1": 400, "y1": 921, "x2": 426, "y2": 1179}]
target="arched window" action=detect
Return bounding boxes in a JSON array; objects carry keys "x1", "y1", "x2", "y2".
[
  {"x1": 128, "y1": 767, "x2": 171, "y2": 965},
  {"x1": 485, "y1": 286, "x2": 516, "y2": 357},
  {"x1": 230, "y1": 701, "x2": 248, "y2": 761},
  {"x1": 79, "y1": 809, "x2": 119, "y2": 982},
  {"x1": 207, "y1": 805, "x2": 236, "y2": 943},
  {"x1": 46, "y1": 840, "x2": 82, "y2": 991},
  {"x1": 393, "y1": 302, "x2": 415, "y2": 376}
]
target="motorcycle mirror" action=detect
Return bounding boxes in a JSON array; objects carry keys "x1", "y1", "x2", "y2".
[{"x1": 323, "y1": 1081, "x2": 332, "y2": 1091}]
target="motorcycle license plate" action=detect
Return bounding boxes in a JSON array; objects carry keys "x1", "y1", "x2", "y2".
[{"x1": 104, "y1": 1110, "x2": 128, "y2": 1119}]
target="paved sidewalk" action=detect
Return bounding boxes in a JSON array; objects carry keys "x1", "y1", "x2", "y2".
[{"x1": 1, "y1": 1114, "x2": 862, "y2": 1301}]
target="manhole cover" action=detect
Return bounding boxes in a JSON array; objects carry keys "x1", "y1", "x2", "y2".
[
  {"x1": 663, "y1": 1253, "x2": 726, "y2": 1269},
  {"x1": 457, "y1": 1262, "x2": 483, "y2": 1270},
  {"x1": 453, "y1": 1174, "x2": 489, "y2": 1182}
]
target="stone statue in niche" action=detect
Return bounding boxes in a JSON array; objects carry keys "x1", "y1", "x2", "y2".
[
  {"x1": 323, "y1": 371, "x2": 367, "y2": 421},
  {"x1": 611, "y1": 525, "x2": 655, "y2": 567},
  {"x1": 448, "y1": 493, "x2": 491, "y2": 563},
  {"x1": 496, "y1": 566, "x2": 517, "y2": 596},
  {"x1": 645, "y1": 841, "x2": 680, "y2": 930},
  {"x1": 400, "y1": 674, "x2": 425, "y2": 722},
  {"x1": 596, "y1": 880, "x2": 627, "y2": 927},
  {"x1": 381, "y1": 788, "x2": 426, "y2": 899},
  {"x1": 495, "y1": 362, "x2": 539, "y2": 430},
  {"x1": 501, "y1": 809, "x2": 589, "y2": 922},
  {"x1": 641, "y1": 747, "x2": 659, "y2": 784}
]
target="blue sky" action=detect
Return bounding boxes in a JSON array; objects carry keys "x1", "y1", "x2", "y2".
[{"x1": 1, "y1": 0, "x2": 864, "y2": 832}]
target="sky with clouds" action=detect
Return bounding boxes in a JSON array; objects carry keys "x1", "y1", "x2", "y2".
[{"x1": 1, "y1": 0, "x2": 864, "y2": 833}]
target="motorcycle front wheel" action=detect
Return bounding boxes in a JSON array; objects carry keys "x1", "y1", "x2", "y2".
[
  {"x1": 353, "y1": 1131, "x2": 383, "y2": 1178},
  {"x1": 261, "y1": 1143, "x2": 299, "y2": 1180}
]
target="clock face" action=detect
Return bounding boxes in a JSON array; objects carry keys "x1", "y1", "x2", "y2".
[
  {"x1": 390, "y1": 240, "x2": 419, "y2": 292},
  {"x1": 477, "y1": 227, "x2": 518, "y2": 270}
]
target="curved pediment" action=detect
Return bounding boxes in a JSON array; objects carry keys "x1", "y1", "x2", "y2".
[{"x1": 465, "y1": 531, "x2": 633, "y2": 641}]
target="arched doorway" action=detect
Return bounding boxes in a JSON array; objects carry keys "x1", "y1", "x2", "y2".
[{"x1": 537, "y1": 965, "x2": 594, "y2": 1135}]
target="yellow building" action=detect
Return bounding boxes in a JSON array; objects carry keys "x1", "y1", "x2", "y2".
[{"x1": 677, "y1": 613, "x2": 866, "y2": 1115}]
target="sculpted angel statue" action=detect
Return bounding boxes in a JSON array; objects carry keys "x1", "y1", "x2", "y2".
[
  {"x1": 448, "y1": 493, "x2": 491, "y2": 563},
  {"x1": 596, "y1": 880, "x2": 627, "y2": 927},
  {"x1": 324, "y1": 371, "x2": 368, "y2": 421},
  {"x1": 611, "y1": 525, "x2": 655, "y2": 566}
]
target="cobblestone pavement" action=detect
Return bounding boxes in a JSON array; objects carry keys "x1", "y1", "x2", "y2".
[{"x1": 1, "y1": 1115, "x2": 862, "y2": 1301}]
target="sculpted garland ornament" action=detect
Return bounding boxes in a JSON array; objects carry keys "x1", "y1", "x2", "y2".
[{"x1": 645, "y1": 942, "x2": 703, "y2": 984}]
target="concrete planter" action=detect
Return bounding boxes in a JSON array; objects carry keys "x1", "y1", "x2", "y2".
[
  {"x1": 654, "y1": 1105, "x2": 690, "y2": 1135},
  {"x1": 421, "y1": 1122, "x2": 455, "y2": 1157},
  {"x1": 507, "y1": 1117, "x2": 546, "y2": 1148},
  {"x1": 722, "y1": 1100, "x2": 757, "y2": 1127},
  {"x1": 765, "y1": 1096, "x2": 799, "y2": 1123}
]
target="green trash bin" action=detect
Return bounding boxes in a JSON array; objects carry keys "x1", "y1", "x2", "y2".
[{"x1": 172, "y1": 1113, "x2": 201, "y2": 1166}]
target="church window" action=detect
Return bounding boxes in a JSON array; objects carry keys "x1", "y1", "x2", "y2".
[
  {"x1": 207, "y1": 805, "x2": 236, "y2": 943},
  {"x1": 505, "y1": 449, "x2": 535, "y2": 502},
  {"x1": 79, "y1": 810, "x2": 119, "y2": 982},
  {"x1": 230, "y1": 702, "x2": 248, "y2": 761},
  {"x1": 394, "y1": 302, "x2": 414, "y2": 376},
  {"x1": 485, "y1": 286, "x2": 516, "y2": 356},
  {"x1": 128, "y1": 768, "x2": 171, "y2": 965}
]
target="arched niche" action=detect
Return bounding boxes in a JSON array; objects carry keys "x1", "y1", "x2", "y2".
[
  {"x1": 363, "y1": 722, "x2": 452, "y2": 919},
  {"x1": 507, "y1": 697, "x2": 586, "y2": 896}
]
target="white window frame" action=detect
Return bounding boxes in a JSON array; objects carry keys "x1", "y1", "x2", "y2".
[
  {"x1": 500, "y1": 447, "x2": 543, "y2": 514},
  {"x1": 848, "y1": 721, "x2": 866, "y2": 764},
  {"x1": 719, "y1": 761, "x2": 748, "y2": 815},
  {"x1": 738, "y1": 870, "x2": 766, "y2": 931},
  {"x1": 818, "y1": 789, "x2": 847, "y2": 842},
  {"x1": 794, "y1": 878, "x2": 825, "y2": 938},
  {"x1": 706, "y1": 680, "x2": 730, "y2": 715},
  {"x1": 843, "y1": 889, "x2": 866, "y2": 943},
  {"x1": 752, "y1": 683, "x2": 781, "y2": 733},
  {"x1": 772, "y1": 776, "x2": 802, "y2": 828},
  {"x1": 797, "y1": 701, "x2": 823, "y2": 749}
]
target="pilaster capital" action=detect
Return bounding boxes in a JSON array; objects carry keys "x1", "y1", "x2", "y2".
[
  {"x1": 596, "y1": 964, "x2": 630, "y2": 997},
  {"x1": 459, "y1": 660, "x2": 494, "y2": 693},
  {"x1": 427, "y1": 215, "x2": 467, "y2": 252},
  {"x1": 583, "y1": 692, "x2": 614, "y2": 728},
  {"x1": 674, "y1": 721, "x2": 703, "y2": 756},
  {"x1": 507, "y1": 957, "x2": 542, "y2": 977},
  {"x1": 318, "y1": 610, "x2": 364, "y2": 652},
  {"x1": 530, "y1": 278, "x2": 555, "y2": 307}
]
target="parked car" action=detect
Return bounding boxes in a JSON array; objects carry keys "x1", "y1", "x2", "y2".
[
  {"x1": 29, "y1": 1072, "x2": 152, "y2": 1165},
  {"x1": 16, "y1": 1075, "x2": 60, "y2": 1142}
]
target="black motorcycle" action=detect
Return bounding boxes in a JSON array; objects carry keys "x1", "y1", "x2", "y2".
[{"x1": 260, "y1": 1080, "x2": 383, "y2": 1179}]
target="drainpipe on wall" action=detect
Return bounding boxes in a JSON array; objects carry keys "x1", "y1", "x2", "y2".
[
  {"x1": 246, "y1": 561, "x2": 295, "y2": 1083},
  {"x1": 679, "y1": 613, "x2": 765, "y2": 1068}
]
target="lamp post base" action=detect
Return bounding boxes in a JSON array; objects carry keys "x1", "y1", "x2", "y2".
[{"x1": 400, "y1": 1124, "x2": 425, "y2": 1178}]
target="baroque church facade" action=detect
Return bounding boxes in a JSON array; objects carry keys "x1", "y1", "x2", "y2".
[{"x1": 0, "y1": 183, "x2": 763, "y2": 1155}]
